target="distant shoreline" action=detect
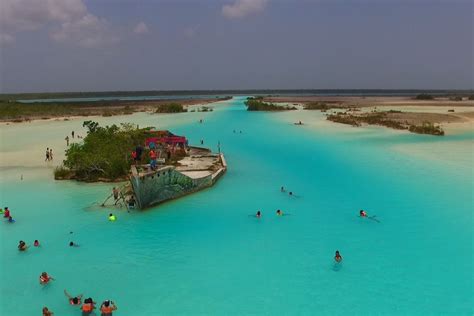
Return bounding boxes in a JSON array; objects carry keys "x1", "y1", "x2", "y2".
[
  {"x1": 1, "y1": 89, "x2": 473, "y2": 101},
  {"x1": 0, "y1": 98, "x2": 228, "y2": 123}
]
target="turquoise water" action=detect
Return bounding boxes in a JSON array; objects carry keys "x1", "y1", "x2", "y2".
[{"x1": 1, "y1": 97, "x2": 473, "y2": 315}]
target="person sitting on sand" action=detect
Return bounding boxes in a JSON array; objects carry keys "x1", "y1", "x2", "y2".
[
  {"x1": 18, "y1": 240, "x2": 28, "y2": 251},
  {"x1": 100, "y1": 300, "x2": 118, "y2": 316},
  {"x1": 81, "y1": 298, "x2": 96, "y2": 315},
  {"x1": 334, "y1": 250, "x2": 342, "y2": 263},
  {"x1": 64, "y1": 289, "x2": 83, "y2": 306},
  {"x1": 39, "y1": 272, "x2": 55, "y2": 285},
  {"x1": 34, "y1": 240, "x2": 40, "y2": 247},
  {"x1": 359, "y1": 210, "x2": 367, "y2": 217},
  {"x1": 42, "y1": 307, "x2": 54, "y2": 316}
]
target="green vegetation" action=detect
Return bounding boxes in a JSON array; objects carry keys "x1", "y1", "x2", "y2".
[
  {"x1": 415, "y1": 94, "x2": 434, "y2": 100},
  {"x1": 303, "y1": 102, "x2": 344, "y2": 111},
  {"x1": 327, "y1": 111, "x2": 444, "y2": 136},
  {"x1": 154, "y1": 103, "x2": 186, "y2": 113},
  {"x1": 408, "y1": 122, "x2": 444, "y2": 136},
  {"x1": 245, "y1": 97, "x2": 296, "y2": 111},
  {"x1": 55, "y1": 121, "x2": 153, "y2": 182}
]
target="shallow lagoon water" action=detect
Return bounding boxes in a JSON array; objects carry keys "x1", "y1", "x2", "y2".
[{"x1": 0, "y1": 97, "x2": 473, "y2": 315}]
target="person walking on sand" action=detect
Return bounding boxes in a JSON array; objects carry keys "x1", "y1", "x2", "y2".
[
  {"x1": 72, "y1": 131, "x2": 75, "y2": 138},
  {"x1": 49, "y1": 148, "x2": 53, "y2": 161},
  {"x1": 45, "y1": 148, "x2": 50, "y2": 161},
  {"x1": 65, "y1": 136, "x2": 70, "y2": 146}
]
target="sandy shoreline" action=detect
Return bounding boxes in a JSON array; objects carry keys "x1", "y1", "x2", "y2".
[
  {"x1": 263, "y1": 96, "x2": 473, "y2": 134},
  {"x1": 263, "y1": 95, "x2": 474, "y2": 107}
]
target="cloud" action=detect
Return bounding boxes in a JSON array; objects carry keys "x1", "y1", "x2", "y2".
[
  {"x1": 50, "y1": 14, "x2": 118, "y2": 48},
  {"x1": 222, "y1": 0, "x2": 268, "y2": 19},
  {"x1": 134, "y1": 22, "x2": 149, "y2": 34},
  {"x1": 0, "y1": 0, "x2": 117, "y2": 47}
]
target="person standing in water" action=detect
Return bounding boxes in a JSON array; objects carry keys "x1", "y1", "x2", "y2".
[
  {"x1": 100, "y1": 300, "x2": 117, "y2": 316},
  {"x1": 34, "y1": 240, "x2": 40, "y2": 247},
  {"x1": 255, "y1": 211, "x2": 261, "y2": 218},
  {"x1": 334, "y1": 250, "x2": 342, "y2": 263},
  {"x1": 81, "y1": 297, "x2": 96, "y2": 315},
  {"x1": 112, "y1": 187, "x2": 119, "y2": 201},
  {"x1": 359, "y1": 210, "x2": 367, "y2": 217},
  {"x1": 3, "y1": 207, "x2": 10, "y2": 218}
]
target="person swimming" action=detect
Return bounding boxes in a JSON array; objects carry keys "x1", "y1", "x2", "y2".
[
  {"x1": 276, "y1": 209, "x2": 283, "y2": 216},
  {"x1": 69, "y1": 241, "x2": 79, "y2": 247},
  {"x1": 18, "y1": 240, "x2": 28, "y2": 251},
  {"x1": 108, "y1": 213, "x2": 116, "y2": 221},
  {"x1": 81, "y1": 297, "x2": 96, "y2": 315},
  {"x1": 256, "y1": 211, "x2": 261, "y2": 218},
  {"x1": 280, "y1": 186, "x2": 285, "y2": 192},
  {"x1": 100, "y1": 300, "x2": 118, "y2": 316},
  {"x1": 64, "y1": 289, "x2": 83, "y2": 305},
  {"x1": 8, "y1": 216, "x2": 15, "y2": 223},
  {"x1": 289, "y1": 191, "x2": 293, "y2": 196},
  {"x1": 334, "y1": 250, "x2": 342, "y2": 263},
  {"x1": 39, "y1": 272, "x2": 55, "y2": 285},
  {"x1": 34, "y1": 240, "x2": 40, "y2": 247},
  {"x1": 359, "y1": 210, "x2": 367, "y2": 217},
  {"x1": 42, "y1": 307, "x2": 54, "y2": 316}
]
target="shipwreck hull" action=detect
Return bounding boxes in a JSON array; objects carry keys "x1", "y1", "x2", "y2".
[{"x1": 130, "y1": 153, "x2": 226, "y2": 209}]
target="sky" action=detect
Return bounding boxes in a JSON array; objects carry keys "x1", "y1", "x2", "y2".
[{"x1": 0, "y1": 0, "x2": 472, "y2": 93}]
